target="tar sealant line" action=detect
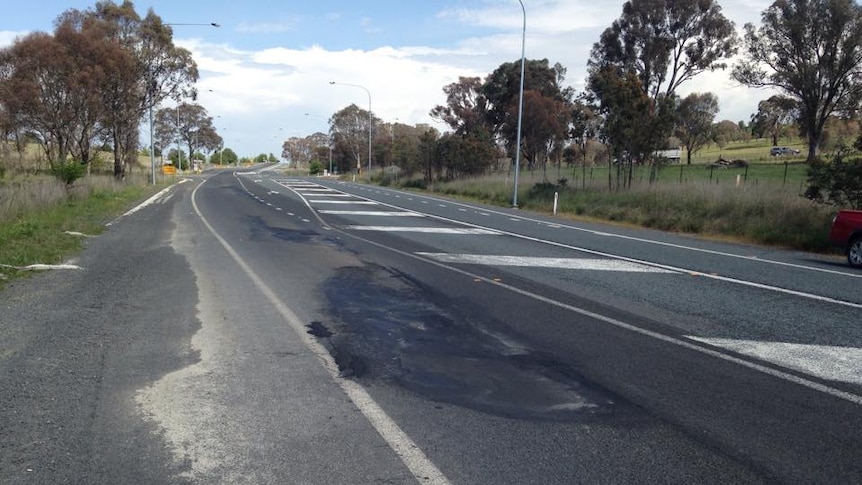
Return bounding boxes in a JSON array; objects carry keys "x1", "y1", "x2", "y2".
[{"x1": 191, "y1": 179, "x2": 452, "y2": 485}]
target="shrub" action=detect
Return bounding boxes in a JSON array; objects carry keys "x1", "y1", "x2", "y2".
[
  {"x1": 308, "y1": 161, "x2": 324, "y2": 175},
  {"x1": 51, "y1": 161, "x2": 87, "y2": 188},
  {"x1": 806, "y1": 149, "x2": 862, "y2": 208}
]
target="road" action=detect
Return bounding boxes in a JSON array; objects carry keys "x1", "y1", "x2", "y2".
[{"x1": 1, "y1": 166, "x2": 860, "y2": 484}]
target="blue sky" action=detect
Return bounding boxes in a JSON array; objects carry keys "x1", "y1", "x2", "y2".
[{"x1": 2, "y1": 1, "x2": 774, "y2": 159}]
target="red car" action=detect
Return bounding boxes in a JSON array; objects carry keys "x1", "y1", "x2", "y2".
[{"x1": 829, "y1": 210, "x2": 862, "y2": 267}]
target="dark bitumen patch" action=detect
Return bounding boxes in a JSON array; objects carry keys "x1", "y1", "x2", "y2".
[
  {"x1": 245, "y1": 215, "x2": 344, "y2": 248},
  {"x1": 317, "y1": 265, "x2": 636, "y2": 423},
  {"x1": 306, "y1": 321, "x2": 333, "y2": 338}
]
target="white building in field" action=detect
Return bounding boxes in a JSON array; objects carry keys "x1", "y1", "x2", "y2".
[{"x1": 655, "y1": 147, "x2": 682, "y2": 163}]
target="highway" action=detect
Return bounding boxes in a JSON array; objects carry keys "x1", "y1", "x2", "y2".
[{"x1": 1, "y1": 167, "x2": 860, "y2": 484}]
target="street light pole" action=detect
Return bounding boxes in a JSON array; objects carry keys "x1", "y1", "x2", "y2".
[
  {"x1": 176, "y1": 104, "x2": 182, "y2": 174},
  {"x1": 329, "y1": 81, "x2": 372, "y2": 178},
  {"x1": 149, "y1": 103, "x2": 156, "y2": 184},
  {"x1": 512, "y1": 0, "x2": 526, "y2": 208}
]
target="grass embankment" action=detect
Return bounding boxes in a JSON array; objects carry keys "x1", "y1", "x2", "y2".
[
  {"x1": 417, "y1": 161, "x2": 837, "y2": 253},
  {"x1": 0, "y1": 174, "x2": 167, "y2": 287}
]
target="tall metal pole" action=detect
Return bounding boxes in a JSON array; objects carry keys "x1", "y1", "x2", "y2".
[
  {"x1": 176, "y1": 105, "x2": 182, "y2": 174},
  {"x1": 512, "y1": 0, "x2": 526, "y2": 208},
  {"x1": 330, "y1": 81, "x2": 372, "y2": 178},
  {"x1": 149, "y1": 105, "x2": 156, "y2": 184}
]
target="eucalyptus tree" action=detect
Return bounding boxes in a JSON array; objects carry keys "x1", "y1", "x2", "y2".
[
  {"x1": 750, "y1": 95, "x2": 798, "y2": 146},
  {"x1": 154, "y1": 103, "x2": 218, "y2": 168},
  {"x1": 0, "y1": 19, "x2": 118, "y2": 167},
  {"x1": 732, "y1": 0, "x2": 862, "y2": 161},
  {"x1": 588, "y1": 0, "x2": 737, "y2": 184},
  {"x1": 329, "y1": 104, "x2": 379, "y2": 173},
  {"x1": 77, "y1": 1, "x2": 198, "y2": 178},
  {"x1": 675, "y1": 92, "x2": 719, "y2": 164}
]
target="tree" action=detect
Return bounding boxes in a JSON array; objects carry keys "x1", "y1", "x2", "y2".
[
  {"x1": 329, "y1": 104, "x2": 379, "y2": 172},
  {"x1": 481, "y1": 59, "x2": 571, "y2": 153},
  {"x1": 0, "y1": 24, "x2": 115, "y2": 167},
  {"x1": 712, "y1": 119, "x2": 741, "y2": 150},
  {"x1": 154, "y1": 103, "x2": 220, "y2": 169},
  {"x1": 569, "y1": 100, "x2": 601, "y2": 174},
  {"x1": 430, "y1": 76, "x2": 489, "y2": 137},
  {"x1": 81, "y1": 1, "x2": 198, "y2": 178},
  {"x1": 588, "y1": 0, "x2": 737, "y2": 186},
  {"x1": 591, "y1": 0, "x2": 738, "y2": 101},
  {"x1": 675, "y1": 92, "x2": 719, "y2": 164},
  {"x1": 732, "y1": 0, "x2": 862, "y2": 162},
  {"x1": 750, "y1": 95, "x2": 798, "y2": 146}
]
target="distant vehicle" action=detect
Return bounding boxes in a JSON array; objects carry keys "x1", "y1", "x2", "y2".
[
  {"x1": 829, "y1": 210, "x2": 862, "y2": 267},
  {"x1": 770, "y1": 146, "x2": 801, "y2": 156}
]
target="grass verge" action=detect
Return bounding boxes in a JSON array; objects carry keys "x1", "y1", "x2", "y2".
[
  {"x1": 0, "y1": 176, "x2": 168, "y2": 288},
  {"x1": 408, "y1": 170, "x2": 838, "y2": 254}
]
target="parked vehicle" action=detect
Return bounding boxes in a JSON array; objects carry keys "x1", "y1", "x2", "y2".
[
  {"x1": 829, "y1": 210, "x2": 862, "y2": 267},
  {"x1": 770, "y1": 146, "x2": 801, "y2": 156}
]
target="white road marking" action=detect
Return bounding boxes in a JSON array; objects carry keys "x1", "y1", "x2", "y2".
[
  {"x1": 317, "y1": 220, "x2": 862, "y2": 406},
  {"x1": 346, "y1": 226, "x2": 500, "y2": 235},
  {"x1": 417, "y1": 253, "x2": 676, "y2": 273},
  {"x1": 107, "y1": 182, "x2": 184, "y2": 226},
  {"x1": 190, "y1": 181, "x2": 452, "y2": 485},
  {"x1": 318, "y1": 210, "x2": 424, "y2": 217},
  {"x1": 300, "y1": 193, "x2": 356, "y2": 198},
  {"x1": 308, "y1": 200, "x2": 379, "y2": 205},
  {"x1": 313, "y1": 183, "x2": 862, "y2": 309},
  {"x1": 360, "y1": 186, "x2": 861, "y2": 279},
  {"x1": 688, "y1": 337, "x2": 862, "y2": 385},
  {"x1": 0, "y1": 263, "x2": 83, "y2": 271}
]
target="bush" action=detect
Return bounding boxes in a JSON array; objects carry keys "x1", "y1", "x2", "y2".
[
  {"x1": 51, "y1": 161, "x2": 87, "y2": 188},
  {"x1": 806, "y1": 149, "x2": 862, "y2": 208},
  {"x1": 308, "y1": 161, "x2": 324, "y2": 175}
]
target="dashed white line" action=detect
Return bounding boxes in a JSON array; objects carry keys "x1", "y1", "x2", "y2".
[
  {"x1": 318, "y1": 211, "x2": 424, "y2": 217},
  {"x1": 345, "y1": 226, "x2": 500, "y2": 235}
]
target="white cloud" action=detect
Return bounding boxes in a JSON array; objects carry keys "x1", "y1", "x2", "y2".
[{"x1": 235, "y1": 21, "x2": 298, "y2": 34}]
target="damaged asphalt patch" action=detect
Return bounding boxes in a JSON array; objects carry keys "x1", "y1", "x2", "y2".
[{"x1": 315, "y1": 264, "x2": 633, "y2": 422}]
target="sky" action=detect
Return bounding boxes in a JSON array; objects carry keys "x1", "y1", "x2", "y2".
[{"x1": 0, "y1": 0, "x2": 776, "y2": 158}]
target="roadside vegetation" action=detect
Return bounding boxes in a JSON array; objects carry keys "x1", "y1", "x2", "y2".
[
  {"x1": 0, "y1": 147, "x2": 166, "y2": 287},
  {"x1": 415, "y1": 165, "x2": 836, "y2": 252}
]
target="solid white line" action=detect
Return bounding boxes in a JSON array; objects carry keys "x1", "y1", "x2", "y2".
[
  {"x1": 0, "y1": 263, "x2": 83, "y2": 271},
  {"x1": 418, "y1": 253, "x2": 676, "y2": 273},
  {"x1": 346, "y1": 226, "x2": 500, "y2": 234},
  {"x1": 107, "y1": 182, "x2": 184, "y2": 226},
  {"x1": 318, "y1": 210, "x2": 424, "y2": 216},
  {"x1": 192, "y1": 180, "x2": 452, "y2": 485}
]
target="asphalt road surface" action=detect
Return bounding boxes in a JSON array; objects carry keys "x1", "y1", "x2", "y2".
[{"x1": 2, "y1": 166, "x2": 860, "y2": 484}]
